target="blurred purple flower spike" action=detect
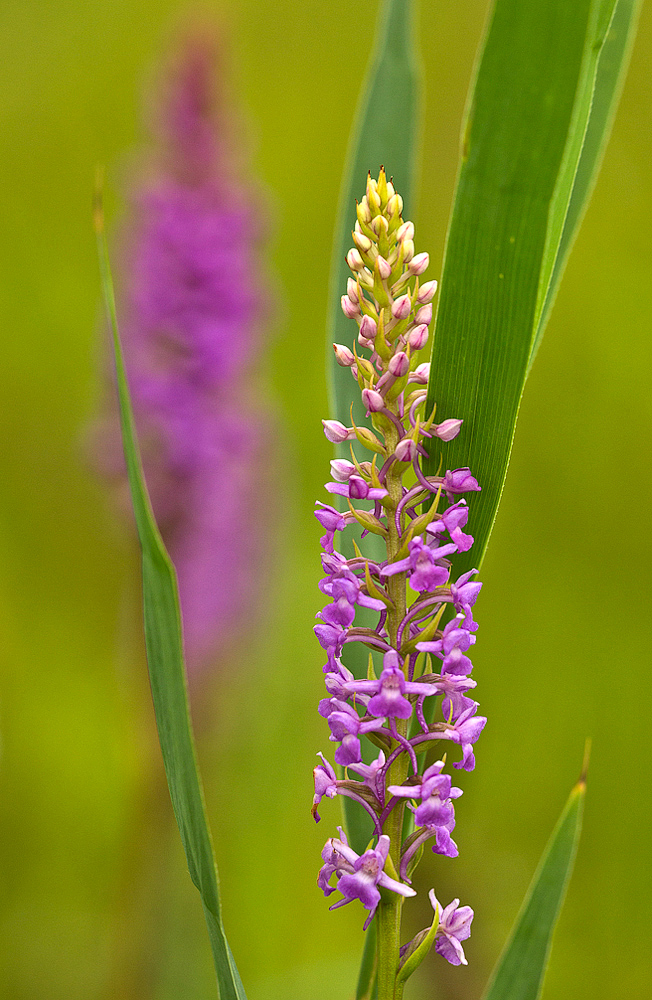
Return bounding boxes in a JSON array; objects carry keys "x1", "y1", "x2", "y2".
[{"x1": 97, "y1": 29, "x2": 271, "y2": 671}]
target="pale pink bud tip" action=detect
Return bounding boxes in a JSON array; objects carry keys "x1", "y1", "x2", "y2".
[
  {"x1": 333, "y1": 343, "x2": 355, "y2": 367},
  {"x1": 346, "y1": 277, "x2": 360, "y2": 303},
  {"x1": 415, "y1": 303, "x2": 433, "y2": 326},
  {"x1": 395, "y1": 438, "x2": 417, "y2": 462},
  {"x1": 407, "y1": 324, "x2": 429, "y2": 351},
  {"x1": 388, "y1": 351, "x2": 410, "y2": 377},
  {"x1": 391, "y1": 295, "x2": 411, "y2": 320},
  {"x1": 408, "y1": 362, "x2": 431, "y2": 385},
  {"x1": 409, "y1": 252, "x2": 429, "y2": 276},
  {"x1": 417, "y1": 280, "x2": 438, "y2": 304},
  {"x1": 435, "y1": 418, "x2": 463, "y2": 442},
  {"x1": 322, "y1": 419, "x2": 353, "y2": 443},
  {"x1": 376, "y1": 256, "x2": 392, "y2": 280},
  {"x1": 341, "y1": 295, "x2": 359, "y2": 319},
  {"x1": 361, "y1": 388, "x2": 385, "y2": 413},
  {"x1": 359, "y1": 315, "x2": 377, "y2": 341},
  {"x1": 347, "y1": 248, "x2": 364, "y2": 272},
  {"x1": 330, "y1": 459, "x2": 356, "y2": 482},
  {"x1": 397, "y1": 221, "x2": 415, "y2": 242}
]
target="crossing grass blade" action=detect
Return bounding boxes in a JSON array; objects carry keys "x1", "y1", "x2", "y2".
[
  {"x1": 326, "y1": 0, "x2": 423, "y2": 859},
  {"x1": 95, "y1": 194, "x2": 247, "y2": 1000},
  {"x1": 424, "y1": 0, "x2": 639, "y2": 577},
  {"x1": 481, "y1": 766, "x2": 587, "y2": 1000}
]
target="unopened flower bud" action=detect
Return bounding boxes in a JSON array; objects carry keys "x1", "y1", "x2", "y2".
[
  {"x1": 391, "y1": 295, "x2": 411, "y2": 320},
  {"x1": 434, "y1": 418, "x2": 463, "y2": 442},
  {"x1": 407, "y1": 324, "x2": 429, "y2": 350},
  {"x1": 347, "y1": 277, "x2": 360, "y2": 303},
  {"x1": 401, "y1": 239, "x2": 415, "y2": 263},
  {"x1": 397, "y1": 221, "x2": 415, "y2": 242},
  {"x1": 417, "y1": 279, "x2": 438, "y2": 303},
  {"x1": 341, "y1": 294, "x2": 359, "y2": 319},
  {"x1": 387, "y1": 193, "x2": 403, "y2": 217},
  {"x1": 330, "y1": 459, "x2": 356, "y2": 482},
  {"x1": 395, "y1": 437, "x2": 417, "y2": 463},
  {"x1": 357, "y1": 198, "x2": 372, "y2": 225},
  {"x1": 409, "y1": 252, "x2": 429, "y2": 276},
  {"x1": 359, "y1": 315, "x2": 377, "y2": 342},
  {"x1": 415, "y1": 303, "x2": 433, "y2": 325},
  {"x1": 408, "y1": 362, "x2": 431, "y2": 385},
  {"x1": 389, "y1": 351, "x2": 410, "y2": 377},
  {"x1": 351, "y1": 364, "x2": 359, "y2": 379},
  {"x1": 347, "y1": 248, "x2": 364, "y2": 271},
  {"x1": 386, "y1": 180, "x2": 395, "y2": 199},
  {"x1": 372, "y1": 215, "x2": 389, "y2": 239},
  {"x1": 376, "y1": 256, "x2": 392, "y2": 280},
  {"x1": 362, "y1": 388, "x2": 385, "y2": 413},
  {"x1": 322, "y1": 419, "x2": 353, "y2": 443},
  {"x1": 353, "y1": 231, "x2": 372, "y2": 254},
  {"x1": 333, "y1": 343, "x2": 355, "y2": 367}
]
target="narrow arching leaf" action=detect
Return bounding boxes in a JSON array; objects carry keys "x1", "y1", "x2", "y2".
[
  {"x1": 529, "y1": 0, "x2": 642, "y2": 369},
  {"x1": 424, "y1": 0, "x2": 638, "y2": 576},
  {"x1": 95, "y1": 199, "x2": 247, "y2": 1000},
  {"x1": 482, "y1": 775, "x2": 586, "y2": 1000}
]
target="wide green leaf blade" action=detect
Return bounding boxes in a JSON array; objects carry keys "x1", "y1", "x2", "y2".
[
  {"x1": 95, "y1": 205, "x2": 247, "y2": 1000},
  {"x1": 325, "y1": 0, "x2": 422, "y2": 859},
  {"x1": 481, "y1": 773, "x2": 586, "y2": 1000},
  {"x1": 424, "y1": 0, "x2": 637, "y2": 576}
]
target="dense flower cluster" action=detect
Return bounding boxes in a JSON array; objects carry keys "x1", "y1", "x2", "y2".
[
  {"x1": 312, "y1": 170, "x2": 485, "y2": 985},
  {"x1": 95, "y1": 34, "x2": 268, "y2": 669}
]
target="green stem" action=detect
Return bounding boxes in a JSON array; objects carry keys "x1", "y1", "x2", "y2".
[{"x1": 376, "y1": 416, "x2": 409, "y2": 1000}]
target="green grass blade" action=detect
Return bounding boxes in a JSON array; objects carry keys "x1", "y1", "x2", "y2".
[
  {"x1": 481, "y1": 774, "x2": 586, "y2": 1000},
  {"x1": 529, "y1": 0, "x2": 641, "y2": 369},
  {"x1": 95, "y1": 203, "x2": 247, "y2": 1000},
  {"x1": 325, "y1": 0, "x2": 422, "y2": 859},
  {"x1": 355, "y1": 921, "x2": 378, "y2": 1000},
  {"x1": 424, "y1": 0, "x2": 637, "y2": 576}
]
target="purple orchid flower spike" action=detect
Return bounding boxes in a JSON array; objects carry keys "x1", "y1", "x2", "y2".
[{"x1": 310, "y1": 170, "x2": 485, "y2": 992}]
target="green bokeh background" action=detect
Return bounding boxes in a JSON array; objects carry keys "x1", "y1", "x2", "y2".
[{"x1": 0, "y1": 1, "x2": 650, "y2": 998}]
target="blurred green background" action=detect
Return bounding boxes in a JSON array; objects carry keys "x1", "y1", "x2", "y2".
[{"x1": 0, "y1": 1, "x2": 650, "y2": 998}]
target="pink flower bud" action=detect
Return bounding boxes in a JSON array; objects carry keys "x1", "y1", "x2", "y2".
[
  {"x1": 353, "y1": 231, "x2": 372, "y2": 254},
  {"x1": 349, "y1": 475, "x2": 371, "y2": 500},
  {"x1": 415, "y1": 303, "x2": 432, "y2": 325},
  {"x1": 416, "y1": 279, "x2": 438, "y2": 304},
  {"x1": 395, "y1": 438, "x2": 417, "y2": 462},
  {"x1": 408, "y1": 362, "x2": 431, "y2": 385},
  {"x1": 330, "y1": 459, "x2": 356, "y2": 482},
  {"x1": 376, "y1": 256, "x2": 392, "y2": 280},
  {"x1": 361, "y1": 388, "x2": 384, "y2": 413},
  {"x1": 391, "y1": 295, "x2": 411, "y2": 320},
  {"x1": 341, "y1": 294, "x2": 359, "y2": 319},
  {"x1": 397, "y1": 221, "x2": 415, "y2": 242},
  {"x1": 333, "y1": 343, "x2": 355, "y2": 367},
  {"x1": 407, "y1": 324, "x2": 429, "y2": 350},
  {"x1": 322, "y1": 419, "x2": 353, "y2": 443},
  {"x1": 434, "y1": 418, "x2": 463, "y2": 442},
  {"x1": 389, "y1": 351, "x2": 410, "y2": 377},
  {"x1": 347, "y1": 248, "x2": 364, "y2": 271},
  {"x1": 358, "y1": 330, "x2": 374, "y2": 348},
  {"x1": 359, "y1": 315, "x2": 377, "y2": 342},
  {"x1": 401, "y1": 239, "x2": 415, "y2": 263},
  {"x1": 351, "y1": 364, "x2": 359, "y2": 379},
  {"x1": 409, "y1": 252, "x2": 429, "y2": 276},
  {"x1": 346, "y1": 277, "x2": 360, "y2": 303}
]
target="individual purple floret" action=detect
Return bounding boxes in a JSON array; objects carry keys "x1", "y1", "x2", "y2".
[
  {"x1": 94, "y1": 31, "x2": 270, "y2": 671},
  {"x1": 319, "y1": 829, "x2": 416, "y2": 929},
  {"x1": 310, "y1": 169, "x2": 485, "y2": 992},
  {"x1": 429, "y1": 891, "x2": 474, "y2": 966}
]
